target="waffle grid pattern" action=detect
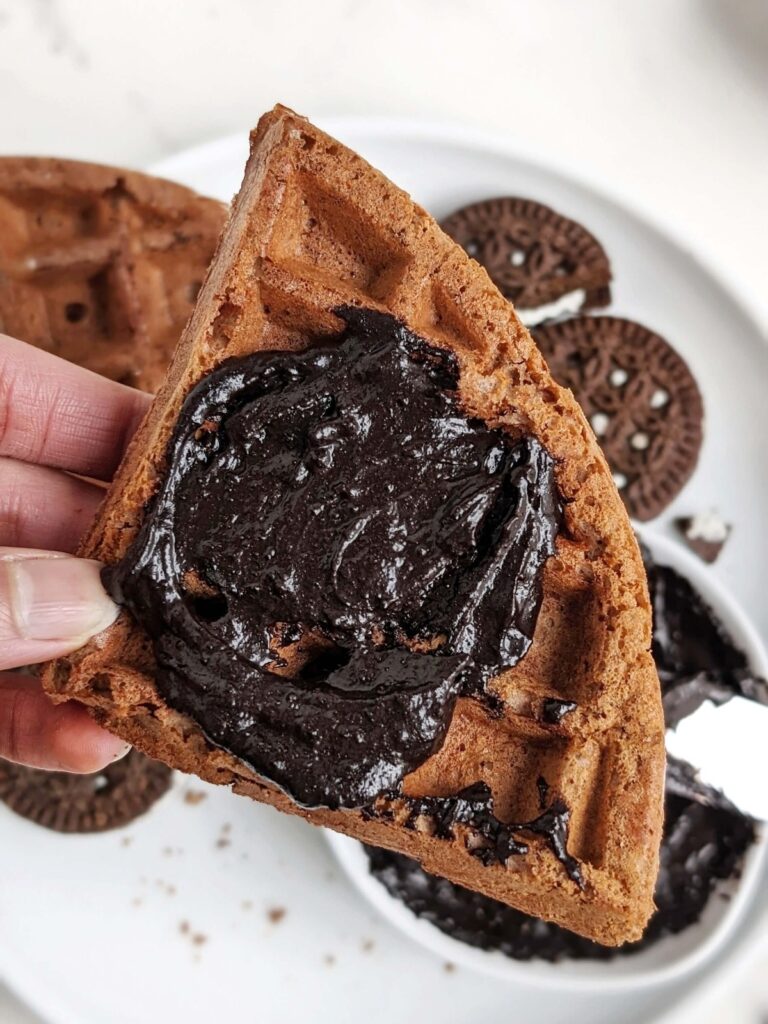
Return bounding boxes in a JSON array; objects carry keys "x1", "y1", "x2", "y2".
[{"x1": 0, "y1": 159, "x2": 225, "y2": 392}]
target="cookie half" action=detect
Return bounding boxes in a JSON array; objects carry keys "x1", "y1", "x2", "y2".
[
  {"x1": 441, "y1": 196, "x2": 611, "y2": 323},
  {"x1": 0, "y1": 750, "x2": 172, "y2": 832},
  {"x1": 534, "y1": 316, "x2": 703, "y2": 520}
]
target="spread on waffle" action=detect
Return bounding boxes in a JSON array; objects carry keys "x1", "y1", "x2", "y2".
[
  {"x1": 0, "y1": 156, "x2": 226, "y2": 393},
  {"x1": 364, "y1": 547, "x2": 762, "y2": 961},
  {"x1": 366, "y1": 758, "x2": 755, "y2": 961},
  {"x1": 42, "y1": 107, "x2": 665, "y2": 946},
  {"x1": 105, "y1": 307, "x2": 562, "y2": 812}
]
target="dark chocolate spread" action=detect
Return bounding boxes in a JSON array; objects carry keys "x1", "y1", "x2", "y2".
[
  {"x1": 365, "y1": 756, "x2": 754, "y2": 960},
  {"x1": 364, "y1": 550, "x2": 760, "y2": 960},
  {"x1": 643, "y1": 544, "x2": 768, "y2": 727},
  {"x1": 107, "y1": 307, "x2": 561, "y2": 809},
  {"x1": 377, "y1": 780, "x2": 582, "y2": 886}
]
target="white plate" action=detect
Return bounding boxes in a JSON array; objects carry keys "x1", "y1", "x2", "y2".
[
  {"x1": 2, "y1": 118, "x2": 767, "y2": 1024},
  {"x1": 325, "y1": 529, "x2": 768, "y2": 991}
]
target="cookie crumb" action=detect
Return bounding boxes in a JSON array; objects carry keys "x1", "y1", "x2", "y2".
[
  {"x1": 267, "y1": 906, "x2": 286, "y2": 924},
  {"x1": 443, "y1": 961, "x2": 456, "y2": 973},
  {"x1": 179, "y1": 920, "x2": 207, "y2": 947},
  {"x1": 121, "y1": 836, "x2": 133, "y2": 847},
  {"x1": 131, "y1": 897, "x2": 143, "y2": 908},
  {"x1": 361, "y1": 938, "x2": 374, "y2": 952},
  {"x1": 215, "y1": 823, "x2": 232, "y2": 849},
  {"x1": 323, "y1": 954, "x2": 336, "y2": 966},
  {"x1": 183, "y1": 789, "x2": 207, "y2": 806},
  {"x1": 676, "y1": 511, "x2": 731, "y2": 564}
]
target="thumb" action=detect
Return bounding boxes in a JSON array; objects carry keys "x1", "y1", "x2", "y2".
[{"x1": 0, "y1": 548, "x2": 119, "y2": 671}]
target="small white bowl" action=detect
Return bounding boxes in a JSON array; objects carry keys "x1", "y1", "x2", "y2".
[{"x1": 324, "y1": 529, "x2": 768, "y2": 990}]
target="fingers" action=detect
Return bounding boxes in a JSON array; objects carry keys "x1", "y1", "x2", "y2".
[
  {"x1": 0, "y1": 458, "x2": 105, "y2": 552},
  {"x1": 0, "y1": 337, "x2": 136, "y2": 772},
  {"x1": 0, "y1": 673, "x2": 129, "y2": 772},
  {"x1": 0, "y1": 333, "x2": 151, "y2": 480},
  {"x1": 0, "y1": 549, "x2": 119, "y2": 671}
]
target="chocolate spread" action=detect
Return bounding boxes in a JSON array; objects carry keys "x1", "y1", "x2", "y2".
[
  {"x1": 374, "y1": 780, "x2": 583, "y2": 886},
  {"x1": 365, "y1": 550, "x2": 760, "y2": 959},
  {"x1": 107, "y1": 308, "x2": 561, "y2": 809},
  {"x1": 644, "y1": 544, "x2": 768, "y2": 726},
  {"x1": 365, "y1": 755, "x2": 754, "y2": 960}
]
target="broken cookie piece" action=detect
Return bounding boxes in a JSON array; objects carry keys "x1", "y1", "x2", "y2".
[{"x1": 675, "y1": 510, "x2": 731, "y2": 564}]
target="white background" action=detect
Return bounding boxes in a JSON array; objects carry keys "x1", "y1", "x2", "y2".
[{"x1": 0, "y1": 1, "x2": 766, "y2": 1021}]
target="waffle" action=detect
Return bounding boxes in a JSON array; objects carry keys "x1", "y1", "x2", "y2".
[
  {"x1": 42, "y1": 107, "x2": 665, "y2": 945},
  {"x1": 0, "y1": 157, "x2": 226, "y2": 392}
]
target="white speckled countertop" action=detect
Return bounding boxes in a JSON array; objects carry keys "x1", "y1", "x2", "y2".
[{"x1": 0, "y1": 1, "x2": 766, "y2": 1020}]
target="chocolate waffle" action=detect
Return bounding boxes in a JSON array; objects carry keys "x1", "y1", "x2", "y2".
[
  {"x1": 42, "y1": 107, "x2": 664, "y2": 945},
  {"x1": 0, "y1": 157, "x2": 226, "y2": 392}
]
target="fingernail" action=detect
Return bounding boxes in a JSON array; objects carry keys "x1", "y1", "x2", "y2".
[
  {"x1": 5, "y1": 556, "x2": 120, "y2": 642},
  {"x1": 112, "y1": 741, "x2": 132, "y2": 762}
]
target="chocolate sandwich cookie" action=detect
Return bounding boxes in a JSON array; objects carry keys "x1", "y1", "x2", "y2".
[
  {"x1": 0, "y1": 750, "x2": 172, "y2": 832},
  {"x1": 440, "y1": 197, "x2": 612, "y2": 324},
  {"x1": 365, "y1": 549, "x2": 761, "y2": 959},
  {"x1": 0, "y1": 157, "x2": 226, "y2": 393},
  {"x1": 534, "y1": 316, "x2": 703, "y2": 520},
  {"x1": 675, "y1": 511, "x2": 731, "y2": 564}
]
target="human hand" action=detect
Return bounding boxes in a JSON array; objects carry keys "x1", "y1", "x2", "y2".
[{"x1": 0, "y1": 333, "x2": 151, "y2": 772}]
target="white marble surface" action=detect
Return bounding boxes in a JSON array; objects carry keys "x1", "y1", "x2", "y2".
[
  {"x1": 1, "y1": 0, "x2": 767, "y2": 328},
  {"x1": 0, "y1": 1, "x2": 766, "y2": 1021}
]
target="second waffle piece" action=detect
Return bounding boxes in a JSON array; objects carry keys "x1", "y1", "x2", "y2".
[{"x1": 0, "y1": 157, "x2": 226, "y2": 393}]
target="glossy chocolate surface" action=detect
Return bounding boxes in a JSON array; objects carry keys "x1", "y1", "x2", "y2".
[
  {"x1": 107, "y1": 308, "x2": 561, "y2": 809},
  {"x1": 644, "y1": 544, "x2": 768, "y2": 727},
  {"x1": 380, "y1": 780, "x2": 583, "y2": 886}
]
